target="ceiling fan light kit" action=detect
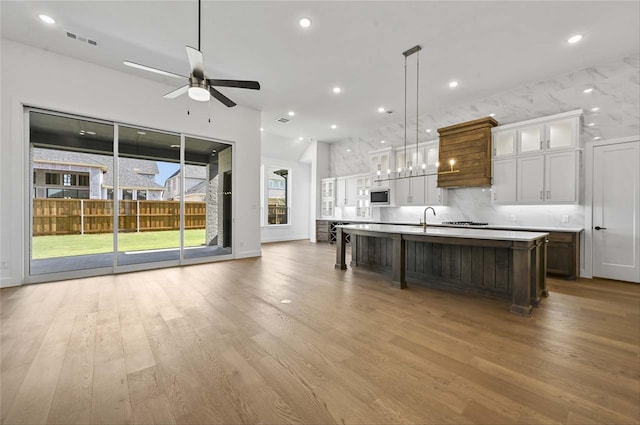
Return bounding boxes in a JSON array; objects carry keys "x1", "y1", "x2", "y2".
[{"x1": 123, "y1": 0, "x2": 260, "y2": 112}]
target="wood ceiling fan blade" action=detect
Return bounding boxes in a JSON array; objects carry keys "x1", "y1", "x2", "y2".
[
  {"x1": 185, "y1": 46, "x2": 205, "y2": 80},
  {"x1": 209, "y1": 87, "x2": 236, "y2": 108},
  {"x1": 163, "y1": 84, "x2": 190, "y2": 99},
  {"x1": 208, "y1": 79, "x2": 261, "y2": 90},
  {"x1": 123, "y1": 61, "x2": 186, "y2": 79}
]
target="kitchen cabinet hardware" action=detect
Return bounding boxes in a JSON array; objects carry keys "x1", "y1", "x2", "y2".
[{"x1": 594, "y1": 226, "x2": 607, "y2": 230}]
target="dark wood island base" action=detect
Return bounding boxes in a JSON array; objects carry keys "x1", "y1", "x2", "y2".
[{"x1": 335, "y1": 225, "x2": 548, "y2": 316}]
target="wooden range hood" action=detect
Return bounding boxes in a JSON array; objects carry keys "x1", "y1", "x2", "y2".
[{"x1": 437, "y1": 116, "x2": 499, "y2": 188}]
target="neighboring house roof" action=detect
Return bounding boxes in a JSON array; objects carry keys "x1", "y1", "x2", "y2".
[
  {"x1": 33, "y1": 148, "x2": 163, "y2": 190},
  {"x1": 185, "y1": 180, "x2": 207, "y2": 195},
  {"x1": 166, "y1": 164, "x2": 207, "y2": 180}
]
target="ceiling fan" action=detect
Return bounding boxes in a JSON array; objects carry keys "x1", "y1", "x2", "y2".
[{"x1": 123, "y1": 0, "x2": 260, "y2": 107}]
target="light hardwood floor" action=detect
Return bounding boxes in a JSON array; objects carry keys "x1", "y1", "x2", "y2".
[{"x1": 1, "y1": 241, "x2": 639, "y2": 424}]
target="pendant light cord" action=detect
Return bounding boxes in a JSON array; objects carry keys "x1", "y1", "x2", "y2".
[
  {"x1": 416, "y1": 50, "x2": 420, "y2": 169},
  {"x1": 198, "y1": 0, "x2": 201, "y2": 51},
  {"x1": 404, "y1": 54, "x2": 407, "y2": 172}
]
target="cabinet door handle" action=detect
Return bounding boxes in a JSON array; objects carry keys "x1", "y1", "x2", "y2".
[
  {"x1": 547, "y1": 190, "x2": 551, "y2": 199},
  {"x1": 547, "y1": 140, "x2": 550, "y2": 149},
  {"x1": 540, "y1": 191, "x2": 543, "y2": 200},
  {"x1": 540, "y1": 141, "x2": 543, "y2": 149},
  {"x1": 594, "y1": 226, "x2": 607, "y2": 230},
  {"x1": 493, "y1": 192, "x2": 496, "y2": 201}
]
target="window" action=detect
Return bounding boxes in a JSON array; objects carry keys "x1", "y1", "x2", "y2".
[
  {"x1": 78, "y1": 174, "x2": 90, "y2": 186},
  {"x1": 122, "y1": 189, "x2": 133, "y2": 200},
  {"x1": 266, "y1": 167, "x2": 290, "y2": 225},
  {"x1": 107, "y1": 189, "x2": 114, "y2": 200},
  {"x1": 45, "y1": 173, "x2": 60, "y2": 185},
  {"x1": 137, "y1": 190, "x2": 147, "y2": 200},
  {"x1": 63, "y1": 173, "x2": 72, "y2": 186}
]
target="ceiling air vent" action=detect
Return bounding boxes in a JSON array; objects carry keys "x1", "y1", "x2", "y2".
[
  {"x1": 276, "y1": 117, "x2": 290, "y2": 123},
  {"x1": 66, "y1": 31, "x2": 98, "y2": 46}
]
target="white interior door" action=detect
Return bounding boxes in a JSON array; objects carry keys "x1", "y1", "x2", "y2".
[{"x1": 593, "y1": 141, "x2": 640, "y2": 283}]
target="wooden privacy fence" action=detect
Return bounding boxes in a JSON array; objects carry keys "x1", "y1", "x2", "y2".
[
  {"x1": 32, "y1": 199, "x2": 206, "y2": 236},
  {"x1": 267, "y1": 205, "x2": 288, "y2": 225}
]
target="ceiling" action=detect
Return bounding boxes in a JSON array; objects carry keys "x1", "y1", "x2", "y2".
[{"x1": 3, "y1": 1, "x2": 639, "y2": 146}]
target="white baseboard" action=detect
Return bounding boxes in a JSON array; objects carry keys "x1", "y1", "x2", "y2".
[
  {"x1": 261, "y1": 235, "x2": 310, "y2": 244},
  {"x1": 0, "y1": 276, "x2": 21, "y2": 288},
  {"x1": 235, "y1": 250, "x2": 262, "y2": 259}
]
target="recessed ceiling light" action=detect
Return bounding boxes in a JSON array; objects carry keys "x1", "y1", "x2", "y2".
[
  {"x1": 594, "y1": 136, "x2": 601, "y2": 140},
  {"x1": 170, "y1": 144, "x2": 180, "y2": 148},
  {"x1": 489, "y1": 113, "x2": 496, "y2": 117},
  {"x1": 299, "y1": 17, "x2": 311, "y2": 28},
  {"x1": 332, "y1": 87, "x2": 341, "y2": 94},
  {"x1": 584, "y1": 88, "x2": 594, "y2": 94},
  {"x1": 591, "y1": 107, "x2": 600, "y2": 112},
  {"x1": 449, "y1": 81, "x2": 459, "y2": 88},
  {"x1": 298, "y1": 137, "x2": 304, "y2": 141},
  {"x1": 346, "y1": 148, "x2": 351, "y2": 152},
  {"x1": 260, "y1": 127, "x2": 264, "y2": 132},
  {"x1": 425, "y1": 129, "x2": 431, "y2": 133},
  {"x1": 568, "y1": 34, "x2": 583, "y2": 44},
  {"x1": 137, "y1": 131, "x2": 146, "y2": 135},
  {"x1": 38, "y1": 14, "x2": 55, "y2": 24},
  {"x1": 377, "y1": 107, "x2": 385, "y2": 113},
  {"x1": 331, "y1": 124, "x2": 337, "y2": 129},
  {"x1": 79, "y1": 131, "x2": 85, "y2": 135},
  {"x1": 288, "y1": 111, "x2": 295, "y2": 116},
  {"x1": 86, "y1": 131, "x2": 96, "y2": 135},
  {"x1": 588, "y1": 122, "x2": 595, "y2": 127},
  {"x1": 380, "y1": 140, "x2": 386, "y2": 144}
]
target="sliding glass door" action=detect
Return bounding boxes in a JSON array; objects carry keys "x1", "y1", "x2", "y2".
[
  {"x1": 28, "y1": 109, "x2": 234, "y2": 281},
  {"x1": 29, "y1": 111, "x2": 115, "y2": 276},
  {"x1": 116, "y1": 125, "x2": 181, "y2": 266}
]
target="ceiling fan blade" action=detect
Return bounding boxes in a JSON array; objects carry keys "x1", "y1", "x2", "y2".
[
  {"x1": 209, "y1": 87, "x2": 236, "y2": 108},
  {"x1": 123, "y1": 61, "x2": 186, "y2": 79},
  {"x1": 163, "y1": 84, "x2": 189, "y2": 99},
  {"x1": 185, "y1": 46, "x2": 205, "y2": 80},
  {"x1": 208, "y1": 79, "x2": 261, "y2": 90}
]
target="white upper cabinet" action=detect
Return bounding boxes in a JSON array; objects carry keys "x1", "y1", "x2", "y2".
[
  {"x1": 545, "y1": 151, "x2": 577, "y2": 202},
  {"x1": 491, "y1": 109, "x2": 581, "y2": 205},
  {"x1": 394, "y1": 178, "x2": 411, "y2": 206},
  {"x1": 320, "y1": 178, "x2": 336, "y2": 218},
  {"x1": 492, "y1": 159, "x2": 516, "y2": 204},
  {"x1": 369, "y1": 148, "x2": 394, "y2": 188},
  {"x1": 547, "y1": 118, "x2": 576, "y2": 150},
  {"x1": 519, "y1": 126, "x2": 544, "y2": 154},
  {"x1": 517, "y1": 155, "x2": 545, "y2": 203},
  {"x1": 426, "y1": 174, "x2": 446, "y2": 206},
  {"x1": 493, "y1": 130, "x2": 516, "y2": 158},
  {"x1": 335, "y1": 177, "x2": 347, "y2": 207},
  {"x1": 412, "y1": 176, "x2": 426, "y2": 206}
]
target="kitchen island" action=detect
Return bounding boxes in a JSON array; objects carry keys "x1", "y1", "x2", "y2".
[{"x1": 335, "y1": 224, "x2": 548, "y2": 316}]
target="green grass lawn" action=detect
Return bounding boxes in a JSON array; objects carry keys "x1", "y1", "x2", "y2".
[{"x1": 32, "y1": 229, "x2": 206, "y2": 259}]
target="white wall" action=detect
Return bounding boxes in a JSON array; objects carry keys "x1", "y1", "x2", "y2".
[
  {"x1": 0, "y1": 39, "x2": 262, "y2": 287},
  {"x1": 260, "y1": 156, "x2": 311, "y2": 243}
]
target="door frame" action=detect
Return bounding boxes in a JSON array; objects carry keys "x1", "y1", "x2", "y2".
[{"x1": 584, "y1": 135, "x2": 640, "y2": 279}]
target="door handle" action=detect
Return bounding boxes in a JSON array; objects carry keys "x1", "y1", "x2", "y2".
[{"x1": 594, "y1": 226, "x2": 607, "y2": 230}]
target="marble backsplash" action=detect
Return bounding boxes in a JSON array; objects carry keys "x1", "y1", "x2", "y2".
[
  {"x1": 329, "y1": 54, "x2": 639, "y2": 178},
  {"x1": 379, "y1": 188, "x2": 584, "y2": 229}
]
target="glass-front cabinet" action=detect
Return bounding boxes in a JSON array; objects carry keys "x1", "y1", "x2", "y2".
[
  {"x1": 320, "y1": 177, "x2": 335, "y2": 218},
  {"x1": 493, "y1": 130, "x2": 516, "y2": 157}
]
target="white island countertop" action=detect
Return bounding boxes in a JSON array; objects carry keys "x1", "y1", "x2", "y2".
[{"x1": 338, "y1": 223, "x2": 549, "y2": 242}]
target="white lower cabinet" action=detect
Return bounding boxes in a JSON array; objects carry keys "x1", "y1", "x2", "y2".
[{"x1": 492, "y1": 159, "x2": 517, "y2": 203}]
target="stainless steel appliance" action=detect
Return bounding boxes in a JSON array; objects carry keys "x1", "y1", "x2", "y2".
[{"x1": 370, "y1": 188, "x2": 390, "y2": 205}]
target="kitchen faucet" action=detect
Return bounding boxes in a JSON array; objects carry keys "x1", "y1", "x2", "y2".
[{"x1": 422, "y1": 207, "x2": 436, "y2": 230}]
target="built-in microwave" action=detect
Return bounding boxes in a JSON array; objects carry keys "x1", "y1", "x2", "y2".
[{"x1": 370, "y1": 188, "x2": 391, "y2": 205}]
